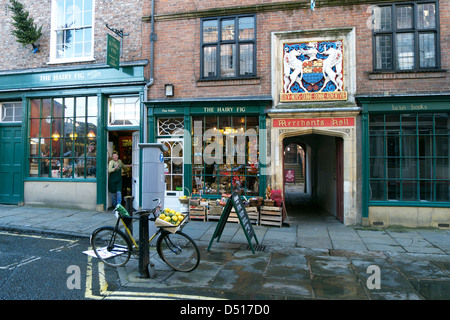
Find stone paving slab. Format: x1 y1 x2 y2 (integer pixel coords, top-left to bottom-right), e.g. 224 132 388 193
1 204 449 299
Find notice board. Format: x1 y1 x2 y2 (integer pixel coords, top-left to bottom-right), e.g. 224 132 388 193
207 192 259 253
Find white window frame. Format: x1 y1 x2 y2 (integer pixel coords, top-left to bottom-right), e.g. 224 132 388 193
0 102 22 123
108 96 140 127
49 0 95 64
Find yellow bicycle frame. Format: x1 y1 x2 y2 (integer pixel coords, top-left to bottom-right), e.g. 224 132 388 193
116 214 159 249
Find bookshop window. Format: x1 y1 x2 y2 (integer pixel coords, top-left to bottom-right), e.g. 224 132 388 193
192 115 259 196
29 96 98 179
369 112 449 202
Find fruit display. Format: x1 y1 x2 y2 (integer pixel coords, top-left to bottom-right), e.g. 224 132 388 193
158 208 185 226
178 195 189 204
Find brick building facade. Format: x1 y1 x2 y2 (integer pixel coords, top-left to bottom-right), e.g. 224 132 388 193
0 0 147 210
0 0 448 228
142 0 449 227
0 0 144 69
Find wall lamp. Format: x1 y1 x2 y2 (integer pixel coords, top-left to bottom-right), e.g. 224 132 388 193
165 84 174 97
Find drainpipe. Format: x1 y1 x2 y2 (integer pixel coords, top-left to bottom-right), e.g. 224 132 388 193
143 0 156 145
144 0 156 102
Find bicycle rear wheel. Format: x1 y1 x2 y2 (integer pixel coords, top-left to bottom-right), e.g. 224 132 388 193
156 231 200 272
90 226 132 267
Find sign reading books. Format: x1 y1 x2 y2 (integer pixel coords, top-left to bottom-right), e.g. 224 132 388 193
207 192 259 254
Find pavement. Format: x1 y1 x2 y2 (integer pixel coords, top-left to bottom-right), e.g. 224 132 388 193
0 196 449 300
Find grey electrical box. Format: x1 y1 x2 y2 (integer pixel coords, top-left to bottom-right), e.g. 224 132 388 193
139 143 167 210
139 143 168 242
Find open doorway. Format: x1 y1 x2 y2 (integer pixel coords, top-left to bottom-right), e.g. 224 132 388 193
283 134 344 223
107 130 140 210
284 143 306 193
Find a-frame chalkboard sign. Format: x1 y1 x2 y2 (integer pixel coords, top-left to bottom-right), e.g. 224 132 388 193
207 192 259 254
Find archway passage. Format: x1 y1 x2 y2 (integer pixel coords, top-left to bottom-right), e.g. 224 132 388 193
283 134 344 223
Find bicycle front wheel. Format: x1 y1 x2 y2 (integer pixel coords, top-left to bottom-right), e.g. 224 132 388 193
90 226 132 267
156 231 200 272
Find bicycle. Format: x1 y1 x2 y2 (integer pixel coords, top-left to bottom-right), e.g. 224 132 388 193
90 199 200 272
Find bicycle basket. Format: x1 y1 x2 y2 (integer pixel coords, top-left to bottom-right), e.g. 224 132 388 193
154 214 187 233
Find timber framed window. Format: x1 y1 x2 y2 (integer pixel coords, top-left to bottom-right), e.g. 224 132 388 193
372 1 440 71
201 15 256 79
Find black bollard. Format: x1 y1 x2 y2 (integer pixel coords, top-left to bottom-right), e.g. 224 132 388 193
138 212 150 278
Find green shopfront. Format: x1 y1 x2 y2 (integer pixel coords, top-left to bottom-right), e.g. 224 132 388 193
146 98 270 212
0 61 147 210
359 95 450 228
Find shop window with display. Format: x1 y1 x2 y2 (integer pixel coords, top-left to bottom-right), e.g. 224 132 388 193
191 115 260 197
28 96 98 179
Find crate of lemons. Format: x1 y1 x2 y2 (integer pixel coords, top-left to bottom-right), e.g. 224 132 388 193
154 207 187 233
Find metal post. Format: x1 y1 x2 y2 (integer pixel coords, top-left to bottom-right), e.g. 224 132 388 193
138 213 150 278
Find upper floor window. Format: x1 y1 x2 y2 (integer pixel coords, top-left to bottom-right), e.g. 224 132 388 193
50 0 94 63
201 15 256 79
372 1 439 71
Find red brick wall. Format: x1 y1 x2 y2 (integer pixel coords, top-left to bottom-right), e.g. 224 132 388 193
0 0 143 70
143 0 449 100
3 0 447 98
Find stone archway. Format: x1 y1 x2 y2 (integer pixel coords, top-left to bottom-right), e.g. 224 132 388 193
269 125 360 226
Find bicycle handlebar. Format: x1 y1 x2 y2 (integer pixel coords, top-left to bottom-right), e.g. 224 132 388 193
127 198 162 218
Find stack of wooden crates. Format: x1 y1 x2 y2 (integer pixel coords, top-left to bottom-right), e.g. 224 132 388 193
259 206 283 227
190 200 283 227
207 202 222 221
229 206 259 225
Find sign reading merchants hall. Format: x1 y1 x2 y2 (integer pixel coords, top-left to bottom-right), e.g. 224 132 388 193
281 40 347 102
273 117 354 128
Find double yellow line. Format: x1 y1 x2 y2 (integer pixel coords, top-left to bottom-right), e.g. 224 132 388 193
84 250 223 300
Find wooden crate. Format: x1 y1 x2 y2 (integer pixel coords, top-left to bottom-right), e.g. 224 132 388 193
229 206 259 225
207 205 223 221
189 205 207 221
259 206 282 227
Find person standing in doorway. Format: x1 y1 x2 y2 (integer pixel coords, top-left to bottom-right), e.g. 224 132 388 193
108 151 130 208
